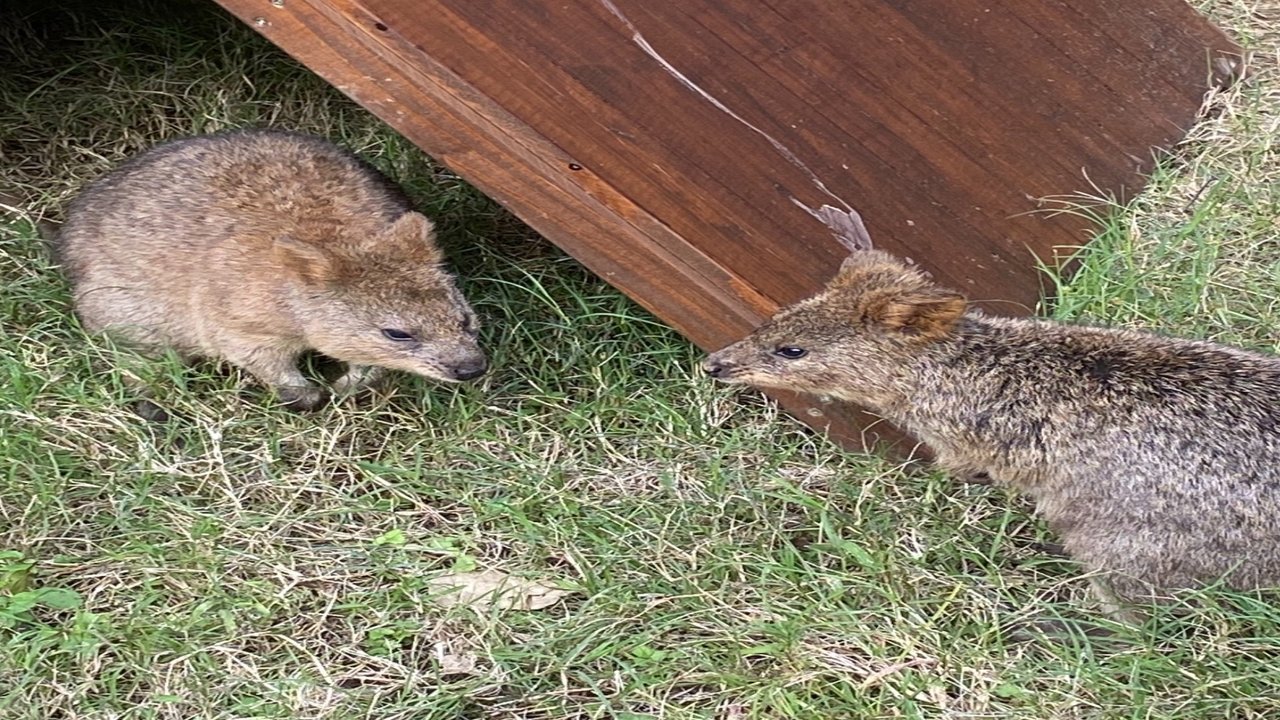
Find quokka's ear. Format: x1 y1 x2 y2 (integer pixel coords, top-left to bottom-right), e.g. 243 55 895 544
869 287 967 337
274 236 335 284
380 211 443 263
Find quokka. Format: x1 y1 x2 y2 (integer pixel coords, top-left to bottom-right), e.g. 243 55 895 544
57 128 486 414
705 248 1280 618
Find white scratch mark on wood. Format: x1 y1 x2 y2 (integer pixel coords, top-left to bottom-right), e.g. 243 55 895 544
599 0 867 245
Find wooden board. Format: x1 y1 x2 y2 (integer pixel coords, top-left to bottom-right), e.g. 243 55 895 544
211 0 1239 454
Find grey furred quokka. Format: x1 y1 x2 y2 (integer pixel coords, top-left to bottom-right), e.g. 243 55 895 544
704 249 1280 619
57 128 486 415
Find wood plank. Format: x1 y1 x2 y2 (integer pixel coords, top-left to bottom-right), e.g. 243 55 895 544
210 0 1237 455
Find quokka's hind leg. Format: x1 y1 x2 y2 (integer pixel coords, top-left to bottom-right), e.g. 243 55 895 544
1001 580 1140 645
1090 577 1151 627
224 344 327 411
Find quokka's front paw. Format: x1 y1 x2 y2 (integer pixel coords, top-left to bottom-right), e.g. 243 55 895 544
278 385 329 412
331 365 387 397
133 398 172 423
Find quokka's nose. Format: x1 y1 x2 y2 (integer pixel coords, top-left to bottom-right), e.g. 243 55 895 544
452 358 488 381
702 359 728 378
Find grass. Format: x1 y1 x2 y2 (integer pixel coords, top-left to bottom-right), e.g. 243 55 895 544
1047 0 1280 347
1 0 1279 717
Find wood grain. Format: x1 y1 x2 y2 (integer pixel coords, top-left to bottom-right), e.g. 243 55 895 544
210 0 1238 455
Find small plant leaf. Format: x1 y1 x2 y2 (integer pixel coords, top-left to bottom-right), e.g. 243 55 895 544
35 588 82 610
373 528 407 546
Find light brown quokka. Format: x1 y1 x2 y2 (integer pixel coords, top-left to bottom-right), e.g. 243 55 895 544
704 249 1280 620
56 129 485 415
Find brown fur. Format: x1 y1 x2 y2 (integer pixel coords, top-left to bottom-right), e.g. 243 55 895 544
57 129 486 411
705 249 1280 617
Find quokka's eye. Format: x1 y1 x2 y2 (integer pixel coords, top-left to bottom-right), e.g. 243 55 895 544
382 328 415 342
773 346 808 359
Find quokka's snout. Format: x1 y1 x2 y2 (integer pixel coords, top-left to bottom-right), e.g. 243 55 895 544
450 356 488 381
701 354 730 378
701 348 753 381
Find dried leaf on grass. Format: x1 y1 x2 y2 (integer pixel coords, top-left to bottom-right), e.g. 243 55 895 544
426 568 574 611
434 642 479 676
